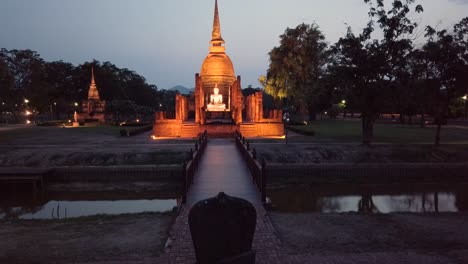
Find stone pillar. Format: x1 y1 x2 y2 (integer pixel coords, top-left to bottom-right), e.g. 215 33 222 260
257 91 263 122
176 93 181 120
183 96 189 121
155 111 166 122
195 74 201 124
235 76 243 124
246 96 251 121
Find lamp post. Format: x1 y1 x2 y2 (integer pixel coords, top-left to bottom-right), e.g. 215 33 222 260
463 95 467 120
340 100 347 119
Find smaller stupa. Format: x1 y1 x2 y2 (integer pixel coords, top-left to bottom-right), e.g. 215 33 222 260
79 67 106 123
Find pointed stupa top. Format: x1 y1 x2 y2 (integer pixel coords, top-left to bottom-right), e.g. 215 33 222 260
209 0 225 53
88 66 100 100
200 0 235 81
91 66 96 85
211 0 223 42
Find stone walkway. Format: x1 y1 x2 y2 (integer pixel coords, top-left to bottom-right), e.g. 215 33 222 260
148 138 460 264
156 138 283 263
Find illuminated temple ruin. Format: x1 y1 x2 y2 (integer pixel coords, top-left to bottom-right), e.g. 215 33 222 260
153 0 284 137
78 67 106 123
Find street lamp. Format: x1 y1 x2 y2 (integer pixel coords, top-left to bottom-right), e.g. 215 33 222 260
463 95 467 120
339 100 347 119
24 99 29 104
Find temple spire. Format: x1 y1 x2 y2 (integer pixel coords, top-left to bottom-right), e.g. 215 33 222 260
88 66 100 100
91 66 96 85
211 0 223 42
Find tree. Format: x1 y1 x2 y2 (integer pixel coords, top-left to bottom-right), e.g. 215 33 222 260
0 49 47 120
329 0 423 145
261 23 328 119
0 49 165 122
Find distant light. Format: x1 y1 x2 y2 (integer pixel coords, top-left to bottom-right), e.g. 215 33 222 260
24 99 29 104
151 135 157 140
136 119 140 123
25 111 32 115
74 102 79 106
324 111 328 115
68 120 72 123
341 100 346 104
54 102 57 106
1 102 4 105
463 95 467 100
26 120 31 124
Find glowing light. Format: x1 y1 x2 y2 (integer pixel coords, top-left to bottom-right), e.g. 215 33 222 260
136 119 140 123
74 102 79 106
26 120 31 124
24 99 29 104
463 95 467 100
68 120 72 123
151 135 157 140
324 111 328 115
341 100 346 104
25 111 32 115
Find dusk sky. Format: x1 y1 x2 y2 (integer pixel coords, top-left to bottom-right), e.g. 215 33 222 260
1 0 468 90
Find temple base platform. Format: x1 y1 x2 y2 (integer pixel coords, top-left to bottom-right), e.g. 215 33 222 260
152 121 284 138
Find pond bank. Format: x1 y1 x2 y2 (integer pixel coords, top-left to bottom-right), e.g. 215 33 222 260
0 212 174 263
271 212 468 263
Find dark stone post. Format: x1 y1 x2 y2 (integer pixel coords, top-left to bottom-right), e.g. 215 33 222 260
261 159 266 204
189 192 257 264
182 162 187 204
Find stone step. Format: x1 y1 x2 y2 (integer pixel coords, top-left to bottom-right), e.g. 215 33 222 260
181 125 200 138
239 124 258 137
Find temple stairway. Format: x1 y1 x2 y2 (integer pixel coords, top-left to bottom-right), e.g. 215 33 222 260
239 123 258 137
180 123 200 138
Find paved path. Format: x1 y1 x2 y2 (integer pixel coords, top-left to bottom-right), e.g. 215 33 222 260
157 138 283 263
187 138 260 204
155 138 455 263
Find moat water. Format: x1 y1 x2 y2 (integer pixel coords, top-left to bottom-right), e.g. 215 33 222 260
0 188 178 220
268 184 468 213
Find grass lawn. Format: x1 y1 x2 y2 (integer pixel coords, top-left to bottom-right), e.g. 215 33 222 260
0 125 125 145
288 119 468 144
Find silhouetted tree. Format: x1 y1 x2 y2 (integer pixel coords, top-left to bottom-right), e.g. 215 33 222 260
329 0 423 145
261 23 328 119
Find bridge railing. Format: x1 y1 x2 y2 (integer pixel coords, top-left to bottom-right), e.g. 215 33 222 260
182 130 208 204
235 131 266 203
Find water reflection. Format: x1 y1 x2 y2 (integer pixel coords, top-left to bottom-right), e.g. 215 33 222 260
17 199 177 220
0 188 178 220
269 185 467 213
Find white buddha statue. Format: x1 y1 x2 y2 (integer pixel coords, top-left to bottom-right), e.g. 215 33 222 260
207 84 226 111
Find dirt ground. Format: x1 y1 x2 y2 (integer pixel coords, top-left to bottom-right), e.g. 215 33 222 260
0 127 195 167
270 212 468 263
0 212 174 264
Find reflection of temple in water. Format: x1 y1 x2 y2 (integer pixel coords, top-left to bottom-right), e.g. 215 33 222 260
153 0 284 138
78 67 106 123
